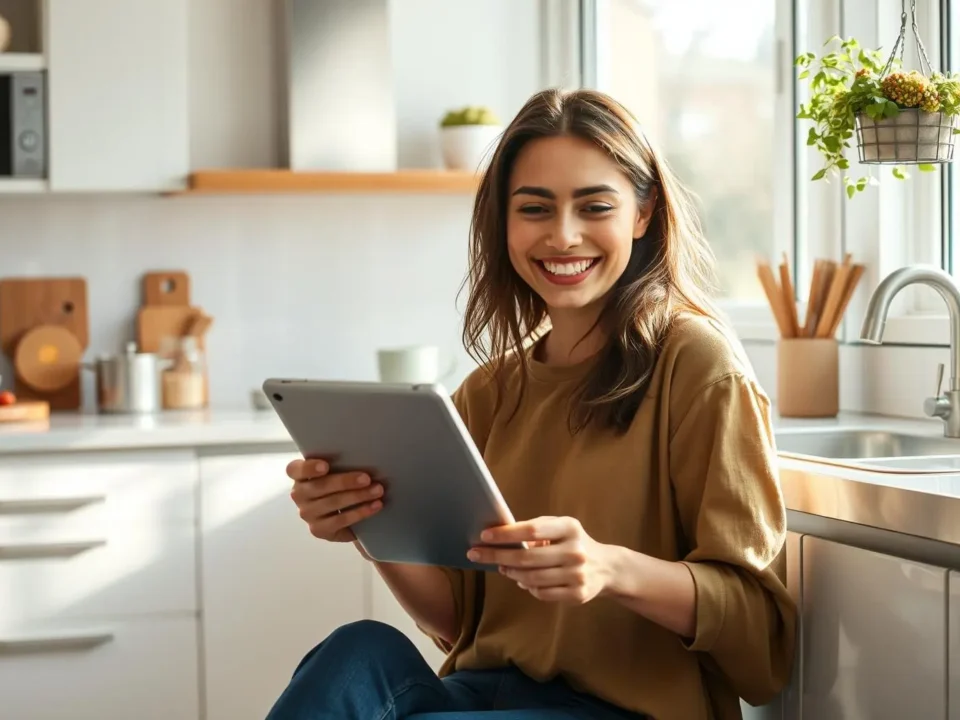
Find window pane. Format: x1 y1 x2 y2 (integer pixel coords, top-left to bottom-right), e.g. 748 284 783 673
598 0 776 300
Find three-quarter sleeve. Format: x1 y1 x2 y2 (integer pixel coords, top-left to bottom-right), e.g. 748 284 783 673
669 371 797 706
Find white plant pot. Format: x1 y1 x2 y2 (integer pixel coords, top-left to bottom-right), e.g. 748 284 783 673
439 125 503 172
855 108 959 164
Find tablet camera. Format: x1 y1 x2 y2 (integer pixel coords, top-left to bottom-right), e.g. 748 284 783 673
272 393 283 402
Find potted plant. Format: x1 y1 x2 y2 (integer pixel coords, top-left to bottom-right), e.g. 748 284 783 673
796 35 960 198
438 105 503 172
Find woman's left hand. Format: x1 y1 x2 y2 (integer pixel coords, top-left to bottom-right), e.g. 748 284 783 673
466 516 614 604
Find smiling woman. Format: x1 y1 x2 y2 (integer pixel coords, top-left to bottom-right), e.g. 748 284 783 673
267 88 796 720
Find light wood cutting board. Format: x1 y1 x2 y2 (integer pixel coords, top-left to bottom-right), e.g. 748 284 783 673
137 306 205 354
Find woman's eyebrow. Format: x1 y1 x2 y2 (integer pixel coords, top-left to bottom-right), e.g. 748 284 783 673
511 184 619 199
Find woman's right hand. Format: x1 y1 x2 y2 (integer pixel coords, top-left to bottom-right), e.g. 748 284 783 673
287 458 384 543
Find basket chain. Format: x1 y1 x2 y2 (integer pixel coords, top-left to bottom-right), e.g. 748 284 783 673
879 0 935 79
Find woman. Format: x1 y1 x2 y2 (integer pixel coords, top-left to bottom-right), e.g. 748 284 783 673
269 88 796 720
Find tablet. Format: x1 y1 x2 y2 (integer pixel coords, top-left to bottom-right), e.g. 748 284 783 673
262 378 519 571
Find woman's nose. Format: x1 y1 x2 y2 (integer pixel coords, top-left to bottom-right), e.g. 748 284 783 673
545 214 582 251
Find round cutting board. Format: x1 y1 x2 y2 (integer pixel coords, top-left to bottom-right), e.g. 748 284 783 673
14 324 83 393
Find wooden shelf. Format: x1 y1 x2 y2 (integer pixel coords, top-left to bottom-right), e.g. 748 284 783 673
0 53 45 72
180 169 480 195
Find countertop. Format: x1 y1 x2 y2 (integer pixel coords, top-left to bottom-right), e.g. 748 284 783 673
0 408 293 454
3 406 960 545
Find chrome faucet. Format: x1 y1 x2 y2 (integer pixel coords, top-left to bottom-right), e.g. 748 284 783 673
860 264 960 438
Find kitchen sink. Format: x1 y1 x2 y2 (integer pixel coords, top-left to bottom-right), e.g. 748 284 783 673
775 429 960 473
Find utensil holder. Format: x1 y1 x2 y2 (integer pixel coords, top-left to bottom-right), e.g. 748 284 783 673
777 338 839 418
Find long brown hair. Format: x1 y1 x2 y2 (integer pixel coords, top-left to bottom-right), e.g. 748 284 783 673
460 88 723 434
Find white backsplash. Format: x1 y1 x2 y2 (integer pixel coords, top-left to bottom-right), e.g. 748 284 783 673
0 193 479 411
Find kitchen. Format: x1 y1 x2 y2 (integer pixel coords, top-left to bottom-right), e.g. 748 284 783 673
1 0 960 719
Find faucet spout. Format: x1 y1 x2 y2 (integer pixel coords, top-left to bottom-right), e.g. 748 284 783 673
860 264 960 392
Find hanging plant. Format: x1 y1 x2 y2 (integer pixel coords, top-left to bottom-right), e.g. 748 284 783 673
795 0 960 198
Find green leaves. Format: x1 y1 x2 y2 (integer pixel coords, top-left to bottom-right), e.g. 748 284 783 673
918 164 937 172
796 34 959 200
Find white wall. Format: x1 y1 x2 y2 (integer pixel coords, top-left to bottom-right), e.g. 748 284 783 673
0 0 544 411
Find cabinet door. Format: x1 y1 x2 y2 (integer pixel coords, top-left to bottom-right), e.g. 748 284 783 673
200 452 367 720
0 616 198 720
801 536 947 719
950 571 960 720
46 0 189 191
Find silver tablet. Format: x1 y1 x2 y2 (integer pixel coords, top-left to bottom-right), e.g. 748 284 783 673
262 378 518 571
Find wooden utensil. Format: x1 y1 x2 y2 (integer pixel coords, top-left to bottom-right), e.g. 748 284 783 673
816 253 854 338
778 253 801 338
142 271 191 307
825 263 866 337
137 306 204 354
757 259 793 338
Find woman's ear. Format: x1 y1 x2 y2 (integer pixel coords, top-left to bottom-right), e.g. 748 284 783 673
633 186 659 239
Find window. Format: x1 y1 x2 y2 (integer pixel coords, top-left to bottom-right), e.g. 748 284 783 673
574 0 956 346
584 0 789 308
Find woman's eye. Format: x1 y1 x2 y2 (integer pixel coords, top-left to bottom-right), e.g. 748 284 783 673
583 204 612 214
518 205 549 215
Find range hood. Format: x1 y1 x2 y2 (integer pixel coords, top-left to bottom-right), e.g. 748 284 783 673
281 0 397 172
179 0 479 196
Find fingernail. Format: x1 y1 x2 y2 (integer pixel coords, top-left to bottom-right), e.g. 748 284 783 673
315 460 328 473
480 530 493 542
467 550 480 561
370 484 383 496
356 474 370 486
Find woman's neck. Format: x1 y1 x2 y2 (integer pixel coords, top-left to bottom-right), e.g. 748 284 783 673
539 305 606 366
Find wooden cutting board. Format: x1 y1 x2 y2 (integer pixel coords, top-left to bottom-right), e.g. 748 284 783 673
0 277 89 357
0 400 50 423
137 305 206 354
142 271 191 307
14 325 83 393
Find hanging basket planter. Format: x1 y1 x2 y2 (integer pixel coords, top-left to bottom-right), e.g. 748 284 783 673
795 0 960 197
855 108 959 164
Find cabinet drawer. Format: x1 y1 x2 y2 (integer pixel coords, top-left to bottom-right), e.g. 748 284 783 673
0 451 197 621
0 616 199 720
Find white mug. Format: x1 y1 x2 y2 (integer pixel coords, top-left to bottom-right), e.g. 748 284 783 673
376 345 456 385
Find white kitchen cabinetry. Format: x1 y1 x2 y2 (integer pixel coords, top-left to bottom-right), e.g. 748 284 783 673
949 571 960 720
800 535 947 719
0 617 199 720
0 450 199 720
200 452 367 720
45 0 189 191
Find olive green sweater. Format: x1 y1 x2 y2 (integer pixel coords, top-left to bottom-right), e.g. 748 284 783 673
429 315 796 719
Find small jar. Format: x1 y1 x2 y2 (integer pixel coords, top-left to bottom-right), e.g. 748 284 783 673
161 337 206 410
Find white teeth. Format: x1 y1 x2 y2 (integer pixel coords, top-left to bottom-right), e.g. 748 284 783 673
541 259 596 276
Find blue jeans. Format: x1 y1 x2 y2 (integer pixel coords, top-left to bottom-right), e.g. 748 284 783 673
265 619 648 719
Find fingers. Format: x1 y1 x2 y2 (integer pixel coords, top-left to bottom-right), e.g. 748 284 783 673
480 516 581 545
291 471 373 503
467 540 585 569
298 482 384 519
501 566 579 589
307 498 383 540
286 458 329 481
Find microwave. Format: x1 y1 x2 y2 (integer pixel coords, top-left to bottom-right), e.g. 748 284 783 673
0 71 45 178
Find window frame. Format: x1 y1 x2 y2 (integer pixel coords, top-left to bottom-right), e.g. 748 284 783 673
572 0 954 347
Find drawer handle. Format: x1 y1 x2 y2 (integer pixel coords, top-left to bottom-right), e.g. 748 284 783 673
0 630 114 654
0 496 106 515
0 540 107 560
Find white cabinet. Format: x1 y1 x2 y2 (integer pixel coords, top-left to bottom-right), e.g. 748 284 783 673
800 535 947 719
45 0 189 191
0 616 199 720
950 571 960 720
0 450 199 720
199 452 367 720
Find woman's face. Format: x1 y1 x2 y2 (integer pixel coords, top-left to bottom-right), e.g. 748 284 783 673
506 134 655 316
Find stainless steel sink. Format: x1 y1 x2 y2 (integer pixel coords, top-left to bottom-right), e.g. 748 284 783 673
775 429 960 473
